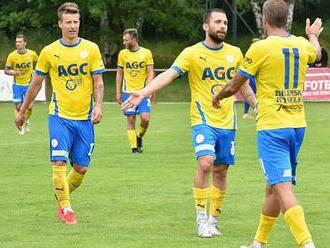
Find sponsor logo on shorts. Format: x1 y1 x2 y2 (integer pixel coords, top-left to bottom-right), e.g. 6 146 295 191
283 169 292 177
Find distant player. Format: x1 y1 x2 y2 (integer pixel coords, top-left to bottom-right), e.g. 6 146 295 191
213 0 322 247
122 9 256 237
5 34 38 135
116 28 154 154
15 2 105 225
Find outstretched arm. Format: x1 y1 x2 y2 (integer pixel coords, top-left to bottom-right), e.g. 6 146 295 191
239 80 258 111
212 73 248 109
121 68 179 110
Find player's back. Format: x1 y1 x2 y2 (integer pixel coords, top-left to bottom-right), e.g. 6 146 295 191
244 35 316 130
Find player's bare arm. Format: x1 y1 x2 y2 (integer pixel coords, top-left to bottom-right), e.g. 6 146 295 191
115 67 123 105
121 68 179 111
92 74 104 124
146 64 155 99
212 73 247 109
305 18 323 61
15 74 44 128
4 66 23 76
239 81 258 112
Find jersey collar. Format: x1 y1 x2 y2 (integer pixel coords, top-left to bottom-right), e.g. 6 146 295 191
60 37 82 47
201 41 224 51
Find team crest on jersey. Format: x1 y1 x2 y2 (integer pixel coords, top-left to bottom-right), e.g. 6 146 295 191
226 55 234 63
80 51 88 58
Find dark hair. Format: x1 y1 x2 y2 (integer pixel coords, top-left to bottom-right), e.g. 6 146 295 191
123 28 138 42
16 34 26 41
58 2 79 20
203 8 226 24
263 0 288 28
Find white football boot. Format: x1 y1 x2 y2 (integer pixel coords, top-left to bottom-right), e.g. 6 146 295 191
196 212 212 238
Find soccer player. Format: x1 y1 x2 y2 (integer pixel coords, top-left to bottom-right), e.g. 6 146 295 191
15 2 105 225
212 1 322 247
115 28 154 154
122 9 256 237
5 34 38 135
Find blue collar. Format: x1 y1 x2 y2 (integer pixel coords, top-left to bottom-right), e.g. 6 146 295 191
201 41 224 51
60 37 82 47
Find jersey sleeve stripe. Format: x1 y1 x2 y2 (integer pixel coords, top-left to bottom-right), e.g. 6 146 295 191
91 68 106 75
237 68 254 78
35 70 47 76
171 66 184 77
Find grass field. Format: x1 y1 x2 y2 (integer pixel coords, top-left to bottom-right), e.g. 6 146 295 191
0 102 329 248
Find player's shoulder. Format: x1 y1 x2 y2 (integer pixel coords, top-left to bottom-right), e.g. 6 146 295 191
223 42 242 54
27 49 37 55
80 38 100 49
139 46 152 54
7 50 17 58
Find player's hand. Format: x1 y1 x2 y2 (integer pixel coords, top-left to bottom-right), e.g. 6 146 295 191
92 104 103 124
15 111 26 131
115 93 122 105
306 18 323 38
121 92 144 111
212 95 221 109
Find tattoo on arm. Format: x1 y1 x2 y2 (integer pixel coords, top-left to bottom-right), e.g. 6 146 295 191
94 77 104 106
240 83 257 110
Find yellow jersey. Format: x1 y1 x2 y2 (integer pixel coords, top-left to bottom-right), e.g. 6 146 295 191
117 47 153 92
238 35 316 130
5 49 38 85
35 38 105 120
172 42 243 129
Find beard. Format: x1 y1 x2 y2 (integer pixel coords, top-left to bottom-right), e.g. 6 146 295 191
209 30 226 44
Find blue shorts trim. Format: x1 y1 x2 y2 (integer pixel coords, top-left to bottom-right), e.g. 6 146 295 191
48 115 95 166
258 128 305 185
121 92 151 116
192 124 236 165
12 84 29 104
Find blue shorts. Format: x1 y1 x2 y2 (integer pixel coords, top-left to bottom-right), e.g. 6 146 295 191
258 128 305 185
192 124 236 165
12 84 29 104
121 92 151 116
48 115 95 166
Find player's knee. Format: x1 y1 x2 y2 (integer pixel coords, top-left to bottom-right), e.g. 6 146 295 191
198 157 213 174
140 118 149 127
73 164 88 174
213 165 228 179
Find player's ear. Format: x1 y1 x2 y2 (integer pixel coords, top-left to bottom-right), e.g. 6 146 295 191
202 23 208 32
58 20 62 29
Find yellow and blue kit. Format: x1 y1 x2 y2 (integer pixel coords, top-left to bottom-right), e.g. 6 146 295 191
172 41 243 164
238 35 316 184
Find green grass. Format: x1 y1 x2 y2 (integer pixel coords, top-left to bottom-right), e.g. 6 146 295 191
0 102 329 248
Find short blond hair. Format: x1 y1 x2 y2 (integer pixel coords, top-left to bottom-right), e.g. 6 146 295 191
123 28 138 41
57 2 79 20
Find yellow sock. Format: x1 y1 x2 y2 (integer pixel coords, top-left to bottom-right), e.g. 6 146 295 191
209 185 225 217
53 165 70 209
15 109 18 118
67 169 85 193
254 214 278 244
136 126 147 138
284 205 313 246
193 187 209 211
127 130 137 148
25 109 32 120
